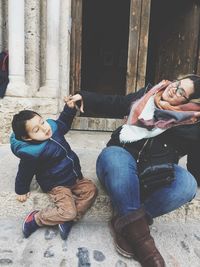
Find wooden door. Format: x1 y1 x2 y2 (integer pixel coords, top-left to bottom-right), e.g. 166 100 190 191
70 0 82 95
70 0 151 131
146 0 200 84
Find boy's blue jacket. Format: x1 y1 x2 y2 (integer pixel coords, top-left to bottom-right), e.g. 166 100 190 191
10 105 82 195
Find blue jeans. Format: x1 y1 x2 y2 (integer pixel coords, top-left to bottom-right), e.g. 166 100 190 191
96 146 197 218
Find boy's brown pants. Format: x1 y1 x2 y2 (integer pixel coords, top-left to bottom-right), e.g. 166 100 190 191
35 178 97 226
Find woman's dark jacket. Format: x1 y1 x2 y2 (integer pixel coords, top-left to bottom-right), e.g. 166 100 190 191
10 106 82 195
79 88 200 185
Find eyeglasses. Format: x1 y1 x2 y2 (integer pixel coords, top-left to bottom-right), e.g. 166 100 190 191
171 80 189 102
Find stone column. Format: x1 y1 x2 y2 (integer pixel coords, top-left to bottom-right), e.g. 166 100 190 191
25 0 40 95
37 0 60 98
0 0 3 51
58 0 71 110
6 0 28 97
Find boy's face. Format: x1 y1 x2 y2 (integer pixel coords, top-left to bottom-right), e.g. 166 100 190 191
24 115 52 141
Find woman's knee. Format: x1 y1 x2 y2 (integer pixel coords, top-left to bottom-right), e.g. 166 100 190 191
184 174 197 201
175 166 197 201
96 146 139 193
97 146 136 174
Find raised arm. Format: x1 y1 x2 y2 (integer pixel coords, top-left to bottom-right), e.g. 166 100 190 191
78 89 146 118
56 104 77 135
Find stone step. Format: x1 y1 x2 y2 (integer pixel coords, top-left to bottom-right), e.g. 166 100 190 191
1 131 200 223
0 218 200 267
1 191 200 223
1 131 200 267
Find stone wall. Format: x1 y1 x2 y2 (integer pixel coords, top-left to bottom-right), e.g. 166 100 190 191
0 0 71 144
0 0 8 51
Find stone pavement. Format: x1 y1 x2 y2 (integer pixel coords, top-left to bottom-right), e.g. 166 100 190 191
0 131 200 267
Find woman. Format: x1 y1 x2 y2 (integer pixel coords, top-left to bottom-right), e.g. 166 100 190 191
69 74 200 267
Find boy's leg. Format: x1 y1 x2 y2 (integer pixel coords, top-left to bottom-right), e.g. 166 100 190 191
22 210 40 238
70 178 97 219
35 186 77 226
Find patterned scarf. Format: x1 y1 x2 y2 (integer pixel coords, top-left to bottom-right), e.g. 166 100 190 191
120 80 200 143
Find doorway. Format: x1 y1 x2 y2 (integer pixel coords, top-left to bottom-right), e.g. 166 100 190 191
81 0 130 96
146 0 200 85
70 0 151 130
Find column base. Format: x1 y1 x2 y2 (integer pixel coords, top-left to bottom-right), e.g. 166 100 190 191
5 81 29 97
35 85 58 98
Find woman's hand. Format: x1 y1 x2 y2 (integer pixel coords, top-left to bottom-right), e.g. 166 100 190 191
16 192 30 202
64 94 84 113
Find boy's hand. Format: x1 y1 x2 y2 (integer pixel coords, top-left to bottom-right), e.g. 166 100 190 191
64 95 76 109
64 94 84 113
16 192 30 202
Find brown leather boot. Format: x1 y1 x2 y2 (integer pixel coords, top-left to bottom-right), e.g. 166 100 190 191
110 213 153 259
109 216 135 258
114 207 165 267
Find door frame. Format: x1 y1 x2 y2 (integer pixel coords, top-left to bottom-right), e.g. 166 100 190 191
70 0 151 130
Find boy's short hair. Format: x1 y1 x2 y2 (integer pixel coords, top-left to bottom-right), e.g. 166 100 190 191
12 110 41 140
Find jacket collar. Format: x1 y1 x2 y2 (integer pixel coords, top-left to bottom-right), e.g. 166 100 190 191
10 119 57 158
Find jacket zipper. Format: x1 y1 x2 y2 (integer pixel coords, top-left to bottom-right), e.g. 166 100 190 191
137 139 149 163
50 137 78 177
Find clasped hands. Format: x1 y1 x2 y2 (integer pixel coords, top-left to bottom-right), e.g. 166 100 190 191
64 94 84 113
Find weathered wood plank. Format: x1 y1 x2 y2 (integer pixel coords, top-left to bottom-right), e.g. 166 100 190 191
71 117 123 131
126 0 142 94
70 0 82 95
195 2 200 75
136 0 151 90
153 0 200 81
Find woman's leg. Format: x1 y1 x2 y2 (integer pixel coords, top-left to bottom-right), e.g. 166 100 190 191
96 146 141 216
143 164 197 218
96 146 165 266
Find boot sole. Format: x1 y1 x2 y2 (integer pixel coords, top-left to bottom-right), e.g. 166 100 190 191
115 244 134 258
109 221 135 259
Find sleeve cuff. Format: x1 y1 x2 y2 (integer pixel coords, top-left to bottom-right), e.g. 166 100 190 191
63 105 77 115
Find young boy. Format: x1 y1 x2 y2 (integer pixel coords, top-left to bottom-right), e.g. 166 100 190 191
10 97 97 240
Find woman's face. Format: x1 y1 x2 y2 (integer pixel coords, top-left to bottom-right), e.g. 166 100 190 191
162 78 194 105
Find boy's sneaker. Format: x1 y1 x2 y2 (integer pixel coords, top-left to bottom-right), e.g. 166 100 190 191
58 221 73 240
23 210 40 238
